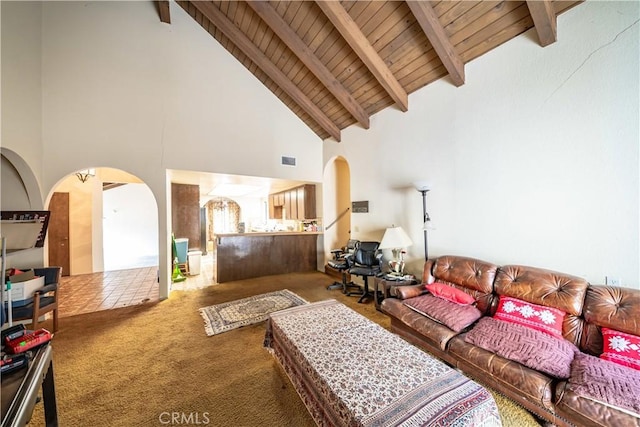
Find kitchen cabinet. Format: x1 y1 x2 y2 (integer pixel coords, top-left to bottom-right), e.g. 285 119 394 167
268 184 316 220
288 189 298 219
296 184 315 219
268 196 275 219
269 194 283 219
296 186 305 220
284 190 292 219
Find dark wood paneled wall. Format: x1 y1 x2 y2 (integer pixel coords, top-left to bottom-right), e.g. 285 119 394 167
171 183 200 250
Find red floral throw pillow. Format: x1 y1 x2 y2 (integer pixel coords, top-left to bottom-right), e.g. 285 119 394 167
425 282 475 305
494 296 565 338
601 328 640 371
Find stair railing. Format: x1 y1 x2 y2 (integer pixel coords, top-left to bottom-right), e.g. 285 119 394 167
324 207 350 231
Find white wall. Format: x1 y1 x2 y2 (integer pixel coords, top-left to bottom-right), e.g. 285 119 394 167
103 183 159 271
1 155 32 210
1 2 42 182
0 3 47 270
2 1 324 297
38 1 322 190
324 1 640 289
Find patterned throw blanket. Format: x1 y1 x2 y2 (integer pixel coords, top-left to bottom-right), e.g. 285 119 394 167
264 299 501 427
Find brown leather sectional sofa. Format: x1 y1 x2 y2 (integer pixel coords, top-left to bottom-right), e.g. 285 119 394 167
380 255 640 427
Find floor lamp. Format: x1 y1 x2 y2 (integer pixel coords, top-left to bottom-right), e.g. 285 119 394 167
414 182 433 261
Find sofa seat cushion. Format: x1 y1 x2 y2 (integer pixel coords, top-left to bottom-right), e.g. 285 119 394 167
555 386 640 427
464 317 577 378
403 294 481 332
380 298 460 351
448 335 556 410
567 352 640 415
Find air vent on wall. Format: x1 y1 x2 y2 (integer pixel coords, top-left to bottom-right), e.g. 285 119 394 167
281 156 296 166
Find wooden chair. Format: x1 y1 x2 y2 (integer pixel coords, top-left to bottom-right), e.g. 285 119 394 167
12 266 62 332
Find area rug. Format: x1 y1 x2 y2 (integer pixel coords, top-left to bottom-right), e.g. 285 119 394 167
199 289 308 336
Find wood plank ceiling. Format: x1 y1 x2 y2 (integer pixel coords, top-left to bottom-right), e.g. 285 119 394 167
159 1 583 142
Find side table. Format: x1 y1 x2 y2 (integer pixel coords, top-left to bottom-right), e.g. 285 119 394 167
374 275 419 310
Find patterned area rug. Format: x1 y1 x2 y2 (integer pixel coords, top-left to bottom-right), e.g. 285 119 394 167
199 289 308 336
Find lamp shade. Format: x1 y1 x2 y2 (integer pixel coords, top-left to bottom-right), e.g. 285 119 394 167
413 181 432 192
75 168 96 183
423 217 435 230
379 226 413 249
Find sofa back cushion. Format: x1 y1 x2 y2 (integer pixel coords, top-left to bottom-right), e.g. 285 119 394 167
581 285 640 355
427 256 498 314
494 265 589 346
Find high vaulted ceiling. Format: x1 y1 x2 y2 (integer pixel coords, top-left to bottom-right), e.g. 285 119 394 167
158 1 583 142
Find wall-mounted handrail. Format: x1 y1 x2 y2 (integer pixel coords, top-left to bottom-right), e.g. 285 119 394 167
324 207 350 231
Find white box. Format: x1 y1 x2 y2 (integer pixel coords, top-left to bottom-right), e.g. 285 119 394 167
3 276 44 307
188 250 202 275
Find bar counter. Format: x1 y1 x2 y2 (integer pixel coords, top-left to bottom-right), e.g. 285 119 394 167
215 231 321 283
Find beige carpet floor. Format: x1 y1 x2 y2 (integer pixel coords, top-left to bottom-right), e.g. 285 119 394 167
29 271 541 426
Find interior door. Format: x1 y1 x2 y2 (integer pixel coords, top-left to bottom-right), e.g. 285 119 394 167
48 192 70 276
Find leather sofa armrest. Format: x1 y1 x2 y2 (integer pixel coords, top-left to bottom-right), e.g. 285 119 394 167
395 284 426 300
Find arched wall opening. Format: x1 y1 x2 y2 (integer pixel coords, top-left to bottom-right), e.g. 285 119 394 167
322 156 351 264
205 198 242 238
45 167 158 276
1 148 46 268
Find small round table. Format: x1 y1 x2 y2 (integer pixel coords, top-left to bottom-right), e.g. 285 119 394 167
374 275 418 310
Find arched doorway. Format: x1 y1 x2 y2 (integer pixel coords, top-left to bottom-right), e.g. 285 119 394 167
44 167 160 318
205 198 242 239
47 167 158 275
323 156 351 263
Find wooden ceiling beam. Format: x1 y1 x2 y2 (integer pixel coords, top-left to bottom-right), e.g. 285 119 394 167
315 0 408 112
406 1 464 87
247 0 370 129
526 0 557 46
190 1 341 141
157 0 171 24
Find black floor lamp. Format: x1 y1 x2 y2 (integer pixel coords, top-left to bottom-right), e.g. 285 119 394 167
414 182 433 261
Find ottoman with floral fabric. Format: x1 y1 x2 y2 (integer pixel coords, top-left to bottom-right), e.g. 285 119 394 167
264 299 501 426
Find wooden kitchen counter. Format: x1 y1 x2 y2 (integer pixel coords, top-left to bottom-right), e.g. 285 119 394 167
215 232 321 283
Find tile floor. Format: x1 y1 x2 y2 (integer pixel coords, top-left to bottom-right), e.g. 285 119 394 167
58 253 216 318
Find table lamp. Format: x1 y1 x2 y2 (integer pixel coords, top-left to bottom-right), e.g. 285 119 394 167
379 225 413 275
